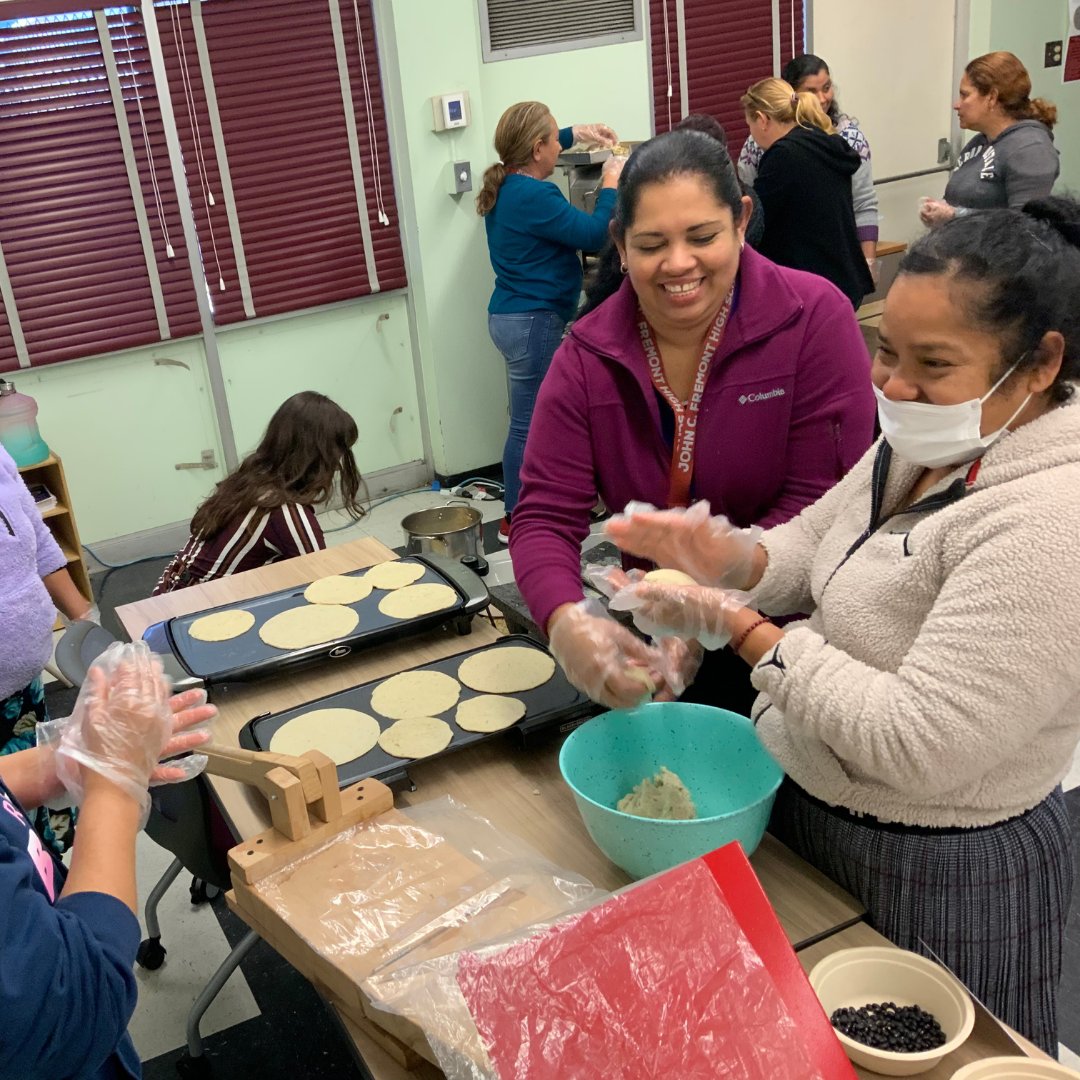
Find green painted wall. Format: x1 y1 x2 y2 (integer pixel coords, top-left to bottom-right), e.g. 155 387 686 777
975 0 1078 192
21 296 416 545
17 339 223 545
378 0 651 477
216 295 422 476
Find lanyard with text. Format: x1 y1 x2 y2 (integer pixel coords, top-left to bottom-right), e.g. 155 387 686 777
638 287 734 508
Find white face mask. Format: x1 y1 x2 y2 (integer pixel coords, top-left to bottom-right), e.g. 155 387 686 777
873 360 1032 469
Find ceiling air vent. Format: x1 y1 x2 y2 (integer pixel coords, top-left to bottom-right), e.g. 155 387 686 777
479 0 641 62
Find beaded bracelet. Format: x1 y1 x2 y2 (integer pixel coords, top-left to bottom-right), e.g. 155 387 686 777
730 615 772 655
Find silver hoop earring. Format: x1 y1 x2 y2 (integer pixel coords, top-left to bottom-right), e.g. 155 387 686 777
620 263 628 274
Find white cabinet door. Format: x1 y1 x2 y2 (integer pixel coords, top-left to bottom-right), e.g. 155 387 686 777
811 0 962 243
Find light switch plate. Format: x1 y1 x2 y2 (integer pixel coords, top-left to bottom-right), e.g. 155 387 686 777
452 161 472 194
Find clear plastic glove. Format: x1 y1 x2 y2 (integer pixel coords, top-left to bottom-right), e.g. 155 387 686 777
608 580 752 651
600 153 626 189
60 603 101 628
548 599 671 709
38 686 213 804
48 643 188 825
918 197 956 229
654 637 704 700
604 501 761 589
572 122 619 148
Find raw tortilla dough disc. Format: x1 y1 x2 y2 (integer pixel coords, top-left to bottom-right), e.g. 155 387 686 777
377 583 457 620
454 694 527 733
370 669 462 720
643 568 698 586
364 561 426 590
269 708 380 765
303 574 373 605
457 646 556 694
188 609 256 642
258 604 359 650
378 717 454 759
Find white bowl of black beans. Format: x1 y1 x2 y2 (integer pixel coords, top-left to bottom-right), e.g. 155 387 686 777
809 946 976 1076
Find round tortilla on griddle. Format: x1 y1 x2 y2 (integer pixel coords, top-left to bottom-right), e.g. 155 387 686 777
259 604 359 650
189 609 256 642
457 646 556 694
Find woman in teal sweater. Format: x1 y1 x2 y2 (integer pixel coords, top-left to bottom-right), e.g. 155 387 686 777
477 101 623 542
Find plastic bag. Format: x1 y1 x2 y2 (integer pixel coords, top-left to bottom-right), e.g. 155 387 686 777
368 858 825 1080
249 797 606 1077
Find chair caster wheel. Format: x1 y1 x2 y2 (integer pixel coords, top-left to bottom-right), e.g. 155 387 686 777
189 877 216 904
136 936 167 970
176 1051 213 1079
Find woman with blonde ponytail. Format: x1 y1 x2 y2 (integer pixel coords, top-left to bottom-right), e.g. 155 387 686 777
479 101 623 541
740 77 873 307
921 52 1059 228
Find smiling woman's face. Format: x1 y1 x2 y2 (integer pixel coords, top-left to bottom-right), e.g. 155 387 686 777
616 173 749 342
874 274 1056 436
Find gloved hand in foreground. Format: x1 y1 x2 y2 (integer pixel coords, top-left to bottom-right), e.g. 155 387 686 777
548 599 673 709
584 566 705 700
604 501 762 589
607 579 753 651
47 643 212 825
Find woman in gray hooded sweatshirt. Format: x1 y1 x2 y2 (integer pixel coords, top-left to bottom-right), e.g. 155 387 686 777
921 51 1058 226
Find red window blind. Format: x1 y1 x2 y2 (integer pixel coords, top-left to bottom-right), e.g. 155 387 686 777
0 5 200 371
155 0 406 325
650 0 805 160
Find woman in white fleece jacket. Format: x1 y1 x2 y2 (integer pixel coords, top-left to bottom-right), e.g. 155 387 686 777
604 196 1080 1055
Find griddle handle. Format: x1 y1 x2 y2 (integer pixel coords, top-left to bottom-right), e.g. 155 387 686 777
416 551 488 609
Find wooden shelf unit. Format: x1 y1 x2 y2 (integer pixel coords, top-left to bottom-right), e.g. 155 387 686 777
18 454 93 620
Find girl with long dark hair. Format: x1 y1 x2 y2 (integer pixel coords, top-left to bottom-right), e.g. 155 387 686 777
154 391 364 593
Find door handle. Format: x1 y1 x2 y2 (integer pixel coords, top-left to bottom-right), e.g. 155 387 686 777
175 450 218 471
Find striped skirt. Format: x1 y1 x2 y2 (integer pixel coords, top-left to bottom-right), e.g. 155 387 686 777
769 780 1074 1056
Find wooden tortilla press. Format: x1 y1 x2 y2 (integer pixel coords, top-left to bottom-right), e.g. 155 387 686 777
203 746 394 885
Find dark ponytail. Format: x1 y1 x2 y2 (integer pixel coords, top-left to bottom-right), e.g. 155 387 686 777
578 129 744 320
899 196 1080 403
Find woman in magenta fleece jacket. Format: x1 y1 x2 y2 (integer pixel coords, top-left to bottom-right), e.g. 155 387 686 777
510 129 875 713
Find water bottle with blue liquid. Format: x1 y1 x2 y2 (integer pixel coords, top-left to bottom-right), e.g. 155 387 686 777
0 378 50 467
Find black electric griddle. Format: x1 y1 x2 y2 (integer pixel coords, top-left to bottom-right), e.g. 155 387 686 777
239 635 599 788
142 553 489 689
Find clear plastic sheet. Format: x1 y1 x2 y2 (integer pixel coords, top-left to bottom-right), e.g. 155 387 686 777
249 797 605 1074
366 860 825 1080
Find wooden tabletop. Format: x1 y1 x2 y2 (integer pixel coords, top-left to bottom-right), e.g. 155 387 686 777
797 922 1048 1076
117 538 869 1078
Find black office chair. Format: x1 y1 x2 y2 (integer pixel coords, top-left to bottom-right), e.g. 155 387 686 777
55 621 259 1078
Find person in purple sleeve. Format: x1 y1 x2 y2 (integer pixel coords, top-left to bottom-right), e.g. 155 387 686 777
0 642 214 1080
0 444 97 854
509 129 876 715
